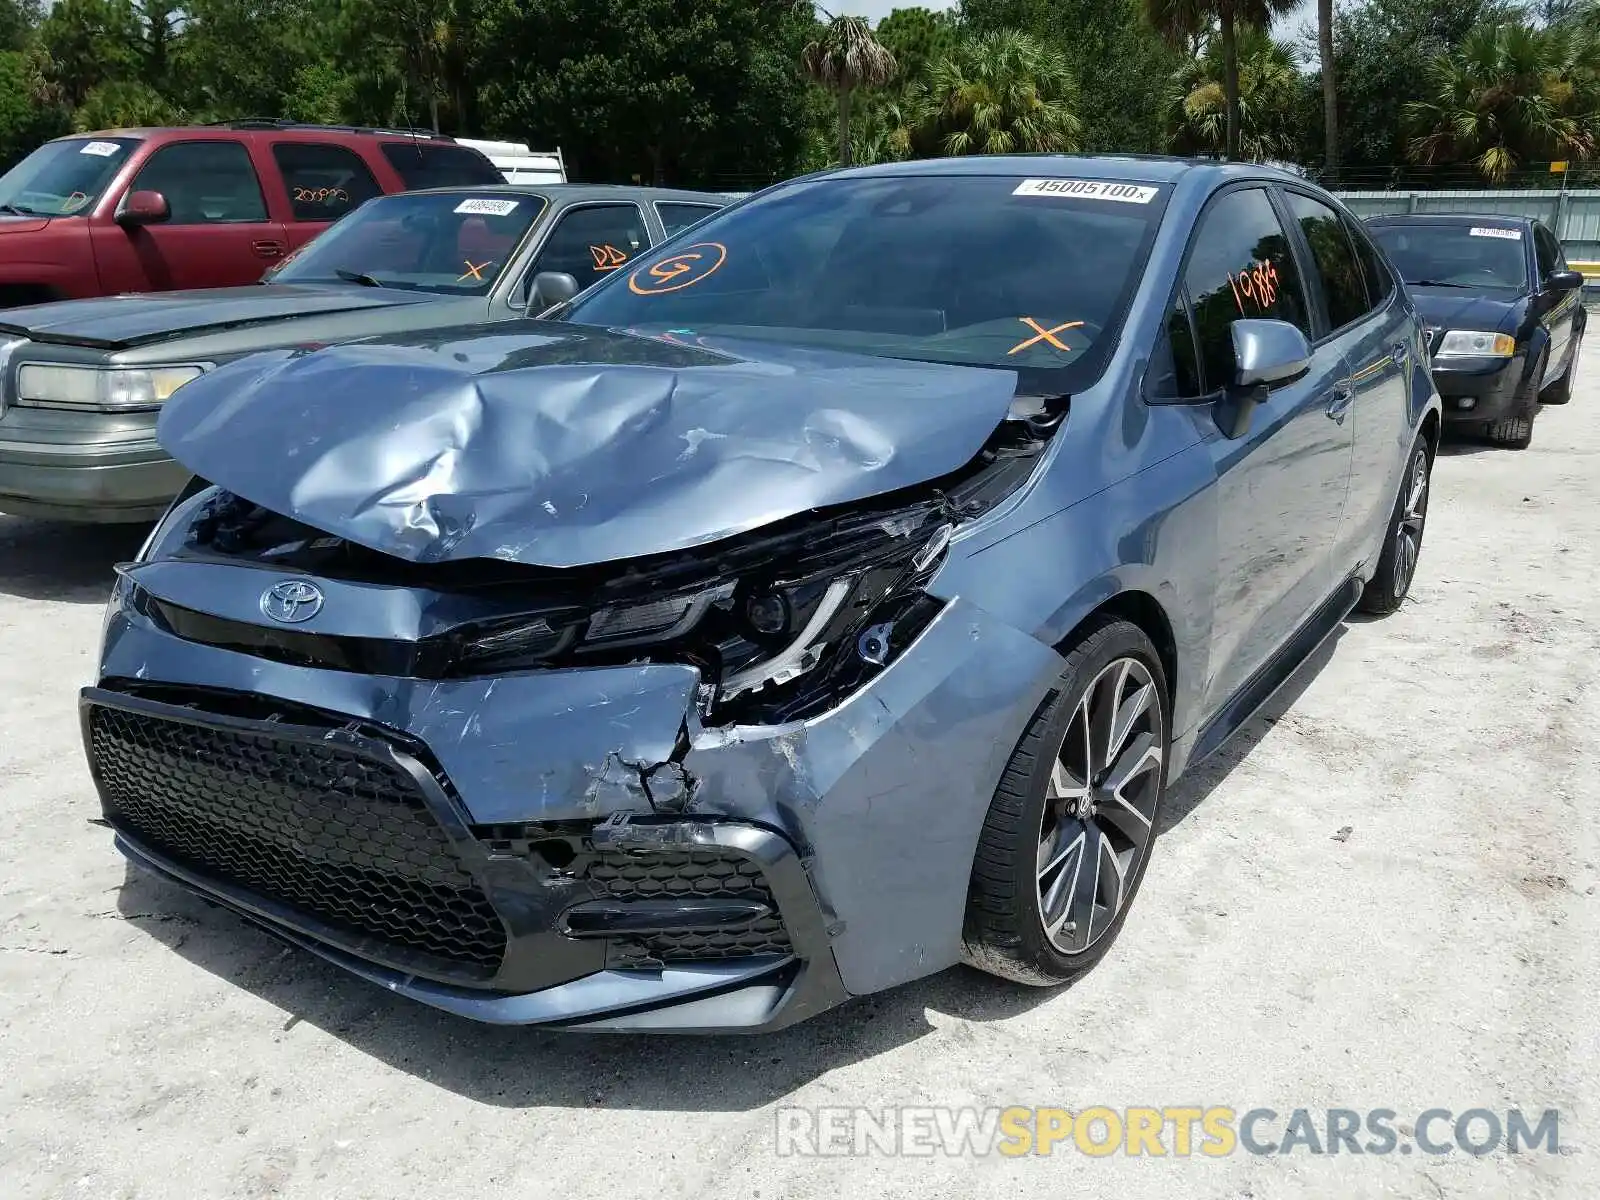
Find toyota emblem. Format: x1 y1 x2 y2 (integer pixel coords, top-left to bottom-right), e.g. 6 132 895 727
260 579 324 624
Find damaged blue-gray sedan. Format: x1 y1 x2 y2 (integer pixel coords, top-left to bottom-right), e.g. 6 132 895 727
81 156 1441 1032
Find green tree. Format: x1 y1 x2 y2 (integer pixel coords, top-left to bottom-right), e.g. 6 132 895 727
74 77 181 129
801 12 898 167
36 0 140 107
912 29 1081 155
1406 21 1600 181
1143 0 1298 159
1166 25 1302 160
0 48 72 170
1311 0 1520 176
961 0 1184 153
478 0 815 187
172 0 342 121
1 0 41 52
873 6 958 88
1317 0 1336 177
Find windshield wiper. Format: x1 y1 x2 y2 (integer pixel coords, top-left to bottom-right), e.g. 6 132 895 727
1410 279 1474 288
0 203 41 216
334 268 386 288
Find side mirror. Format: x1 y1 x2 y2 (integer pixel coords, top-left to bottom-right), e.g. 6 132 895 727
116 189 170 227
528 270 579 314
1545 269 1584 293
1217 318 1313 439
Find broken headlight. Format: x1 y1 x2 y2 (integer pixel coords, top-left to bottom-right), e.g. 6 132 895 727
452 504 956 721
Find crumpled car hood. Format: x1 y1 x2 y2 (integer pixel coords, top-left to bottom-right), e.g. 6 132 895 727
157 323 1019 568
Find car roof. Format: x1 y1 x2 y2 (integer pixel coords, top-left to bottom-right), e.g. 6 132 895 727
403 182 730 204
1365 213 1536 229
824 153 1306 187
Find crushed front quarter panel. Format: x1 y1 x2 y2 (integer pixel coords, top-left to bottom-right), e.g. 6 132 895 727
154 324 1019 568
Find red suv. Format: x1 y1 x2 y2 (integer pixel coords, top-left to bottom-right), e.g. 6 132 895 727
0 121 504 308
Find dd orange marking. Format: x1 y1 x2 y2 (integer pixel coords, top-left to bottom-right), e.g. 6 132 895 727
1008 317 1085 356
590 244 629 271
457 259 493 283
1228 259 1280 313
628 242 728 295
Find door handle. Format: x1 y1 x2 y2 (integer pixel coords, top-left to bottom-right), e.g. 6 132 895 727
251 239 285 258
1326 383 1356 424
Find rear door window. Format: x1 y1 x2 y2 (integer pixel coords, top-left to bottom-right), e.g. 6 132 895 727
1181 187 1312 389
130 141 268 224
271 143 383 222
1347 218 1393 306
1284 191 1371 332
380 143 504 189
656 202 723 239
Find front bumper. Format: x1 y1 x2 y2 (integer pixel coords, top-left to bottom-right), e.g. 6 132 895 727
84 571 1065 1031
0 406 186 522
1429 353 1525 424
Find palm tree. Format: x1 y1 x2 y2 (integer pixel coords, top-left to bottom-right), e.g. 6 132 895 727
1406 22 1600 182
1318 0 1337 179
1166 27 1302 161
1143 0 1299 159
801 12 898 167
911 30 1081 156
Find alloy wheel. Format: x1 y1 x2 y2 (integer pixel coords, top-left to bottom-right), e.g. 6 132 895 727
1037 656 1164 955
1393 449 1429 598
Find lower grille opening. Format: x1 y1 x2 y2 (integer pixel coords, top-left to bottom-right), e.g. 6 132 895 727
89 701 507 978
586 848 794 963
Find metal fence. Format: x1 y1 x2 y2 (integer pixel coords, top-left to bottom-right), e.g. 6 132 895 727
1333 188 1600 268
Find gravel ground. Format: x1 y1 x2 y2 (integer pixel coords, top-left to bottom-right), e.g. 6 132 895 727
2 339 1596 1200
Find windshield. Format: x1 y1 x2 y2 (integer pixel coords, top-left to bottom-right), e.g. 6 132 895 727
0 137 139 216
1368 223 1529 290
562 173 1170 393
265 191 548 295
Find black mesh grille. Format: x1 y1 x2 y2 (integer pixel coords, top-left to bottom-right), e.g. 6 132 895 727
89 704 506 977
588 849 792 961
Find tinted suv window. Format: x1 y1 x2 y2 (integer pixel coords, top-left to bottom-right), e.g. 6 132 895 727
131 141 267 224
1534 223 1562 278
656 201 721 238
272 142 382 221
1285 191 1370 331
1182 187 1310 390
529 203 650 292
381 142 503 189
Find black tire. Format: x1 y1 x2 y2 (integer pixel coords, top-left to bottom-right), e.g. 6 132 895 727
1540 334 1580 406
1486 356 1543 449
963 616 1170 986
1358 433 1431 616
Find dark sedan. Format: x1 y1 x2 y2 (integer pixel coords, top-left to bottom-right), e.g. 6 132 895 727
1366 214 1584 449
84 156 1440 1032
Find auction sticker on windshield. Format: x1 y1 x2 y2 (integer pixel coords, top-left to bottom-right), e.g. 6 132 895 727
454 198 520 216
1470 226 1522 240
1012 178 1159 204
79 141 122 157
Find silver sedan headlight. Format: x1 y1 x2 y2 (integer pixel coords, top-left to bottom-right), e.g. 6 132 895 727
1435 330 1515 358
15 363 207 411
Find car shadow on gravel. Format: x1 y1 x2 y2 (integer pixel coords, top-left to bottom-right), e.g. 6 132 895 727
1157 626 1344 835
113 864 1060 1110
0 516 148 603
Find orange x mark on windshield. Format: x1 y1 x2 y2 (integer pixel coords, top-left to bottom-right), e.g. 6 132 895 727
457 259 493 283
1008 317 1084 356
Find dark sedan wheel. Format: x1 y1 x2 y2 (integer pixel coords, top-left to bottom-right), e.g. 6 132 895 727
963 616 1169 986
1487 355 1544 449
1358 435 1431 615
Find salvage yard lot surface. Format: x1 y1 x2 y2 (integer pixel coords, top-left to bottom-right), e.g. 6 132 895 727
2 336 1597 1200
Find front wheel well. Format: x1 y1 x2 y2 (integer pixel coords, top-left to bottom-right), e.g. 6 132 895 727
1420 408 1440 458
1054 590 1178 713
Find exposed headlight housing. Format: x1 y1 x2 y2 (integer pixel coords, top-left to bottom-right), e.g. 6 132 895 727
15 363 207 411
1435 330 1516 358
